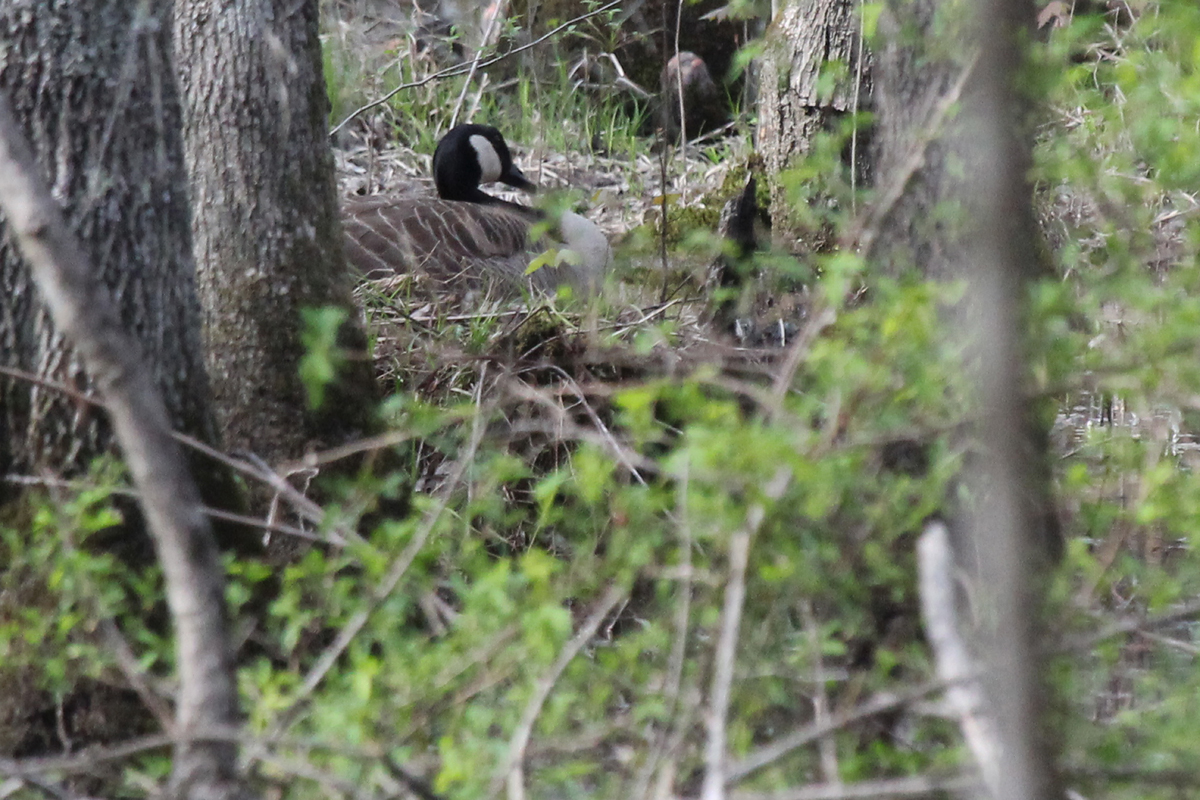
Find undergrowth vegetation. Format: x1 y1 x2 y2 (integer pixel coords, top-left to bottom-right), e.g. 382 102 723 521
8 1 1200 798
1031 3 1200 791
323 1 654 157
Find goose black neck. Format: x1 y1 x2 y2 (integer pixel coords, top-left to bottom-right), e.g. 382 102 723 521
466 189 544 223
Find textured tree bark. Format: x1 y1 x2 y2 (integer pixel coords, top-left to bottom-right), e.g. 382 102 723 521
0 90 250 800
870 0 971 278
0 3 250 795
0 0 213 478
756 0 866 250
174 0 377 468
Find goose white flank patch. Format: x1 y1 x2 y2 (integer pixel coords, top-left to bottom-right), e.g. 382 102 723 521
342 123 612 296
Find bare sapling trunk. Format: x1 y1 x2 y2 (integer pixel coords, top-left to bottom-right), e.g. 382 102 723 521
958 0 1064 793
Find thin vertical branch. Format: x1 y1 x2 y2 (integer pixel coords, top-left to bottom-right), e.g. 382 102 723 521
961 0 1064 795
631 461 695 799
674 0 687 155
449 0 511 128
801 600 840 784
658 138 672 303
917 522 999 793
850 0 867 215
700 467 792 800
658 0 673 304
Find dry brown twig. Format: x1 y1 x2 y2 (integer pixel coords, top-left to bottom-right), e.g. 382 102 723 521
502 375 658 479
545 364 648 485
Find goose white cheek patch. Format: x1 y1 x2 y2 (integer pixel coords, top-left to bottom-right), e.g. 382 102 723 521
470 135 502 184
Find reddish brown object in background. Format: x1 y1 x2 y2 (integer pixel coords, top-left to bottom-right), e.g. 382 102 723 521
660 51 725 141
1037 0 1138 32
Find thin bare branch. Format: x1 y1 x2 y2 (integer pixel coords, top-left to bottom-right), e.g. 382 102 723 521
489 584 628 799
726 680 948 784
0 364 356 545
701 467 792 800
917 521 998 792
1058 598 1200 653
449 0 510 127
3 473 343 546
800 601 839 783
0 90 246 798
729 772 980 800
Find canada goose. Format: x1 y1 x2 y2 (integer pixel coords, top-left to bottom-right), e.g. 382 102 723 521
342 124 612 296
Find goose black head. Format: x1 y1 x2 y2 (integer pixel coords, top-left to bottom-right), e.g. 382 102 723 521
433 124 536 204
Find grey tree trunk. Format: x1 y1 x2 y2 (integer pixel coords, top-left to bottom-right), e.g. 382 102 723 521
872 0 1064 786
0 1 247 791
174 0 377 468
0 90 250 800
961 0 1063 792
872 0 1060 561
0 0 213 478
757 0 866 250
964 0 1070 786
870 0 971 278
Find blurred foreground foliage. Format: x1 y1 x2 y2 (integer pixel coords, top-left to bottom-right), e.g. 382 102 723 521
7 1 1200 797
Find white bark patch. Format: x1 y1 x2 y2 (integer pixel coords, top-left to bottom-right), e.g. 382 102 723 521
470 134 502 183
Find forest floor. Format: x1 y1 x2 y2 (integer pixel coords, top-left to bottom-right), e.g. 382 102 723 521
326 0 770 397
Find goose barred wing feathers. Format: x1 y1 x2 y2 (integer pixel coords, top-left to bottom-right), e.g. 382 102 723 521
342 124 611 297
343 196 611 296
343 196 533 289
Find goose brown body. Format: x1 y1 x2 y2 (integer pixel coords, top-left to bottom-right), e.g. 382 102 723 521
343 196 534 288
341 124 611 295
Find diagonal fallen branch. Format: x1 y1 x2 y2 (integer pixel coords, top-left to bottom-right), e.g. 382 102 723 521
725 679 950 784
0 92 246 797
